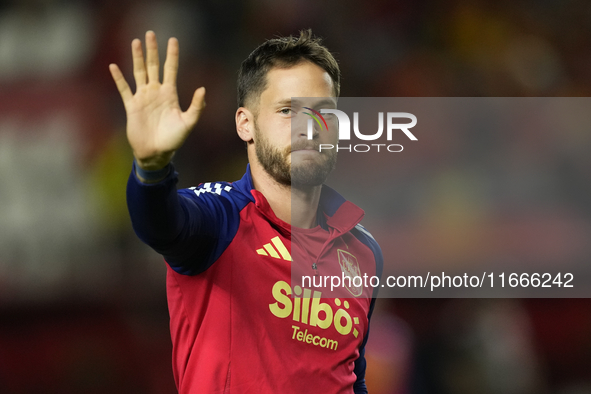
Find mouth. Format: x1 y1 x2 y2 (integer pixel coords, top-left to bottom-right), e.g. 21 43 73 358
291 145 319 152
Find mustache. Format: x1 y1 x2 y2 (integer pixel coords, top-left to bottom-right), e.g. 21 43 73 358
289 141 321 152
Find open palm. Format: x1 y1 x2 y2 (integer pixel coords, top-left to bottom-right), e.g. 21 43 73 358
109 31 205 170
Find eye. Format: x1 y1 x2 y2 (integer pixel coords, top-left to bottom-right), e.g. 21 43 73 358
279 108 292 115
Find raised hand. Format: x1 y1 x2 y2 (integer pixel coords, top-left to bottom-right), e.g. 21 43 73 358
109 31 205 170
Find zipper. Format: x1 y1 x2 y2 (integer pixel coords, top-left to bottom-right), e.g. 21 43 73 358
312 262 319 276
291 232 322 276
310 228 339 277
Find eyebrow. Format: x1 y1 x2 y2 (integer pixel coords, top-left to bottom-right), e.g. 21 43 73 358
276 98 337 108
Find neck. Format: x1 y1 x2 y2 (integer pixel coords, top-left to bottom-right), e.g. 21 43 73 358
250 162 322 229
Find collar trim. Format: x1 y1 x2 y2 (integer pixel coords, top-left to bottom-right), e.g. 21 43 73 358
233 165 365 233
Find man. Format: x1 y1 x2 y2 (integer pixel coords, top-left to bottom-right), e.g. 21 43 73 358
109 29 383 394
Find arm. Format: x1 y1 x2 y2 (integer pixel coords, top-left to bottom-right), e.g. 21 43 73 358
353 297 376 394
351 225 384 394
353 348 368 394
126 162 227 275
110 32 212 270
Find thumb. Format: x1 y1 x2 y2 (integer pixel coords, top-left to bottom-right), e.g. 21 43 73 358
182 86 206 127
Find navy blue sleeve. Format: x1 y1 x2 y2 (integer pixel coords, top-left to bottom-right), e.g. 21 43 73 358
126 162 245 275
353 297 377 394
351 224 384 394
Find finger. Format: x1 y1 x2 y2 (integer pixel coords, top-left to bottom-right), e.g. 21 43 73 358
109 63 133 104
182 87 206 127
163 37 179 86
132 38 147 87
145 30 160 83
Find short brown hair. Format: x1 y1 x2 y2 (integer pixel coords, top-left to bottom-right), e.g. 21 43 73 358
237 29 340 110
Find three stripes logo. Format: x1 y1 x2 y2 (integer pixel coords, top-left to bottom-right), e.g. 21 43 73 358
256 236 292 261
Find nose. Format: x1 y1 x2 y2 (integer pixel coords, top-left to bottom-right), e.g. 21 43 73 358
301 117 320 139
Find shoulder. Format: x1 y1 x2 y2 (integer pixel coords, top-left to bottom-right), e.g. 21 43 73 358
178 180 253 212
350 223 383 280
167 180 253 275
184 181 234 197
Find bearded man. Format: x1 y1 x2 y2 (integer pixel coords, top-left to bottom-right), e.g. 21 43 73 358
110 29 383 394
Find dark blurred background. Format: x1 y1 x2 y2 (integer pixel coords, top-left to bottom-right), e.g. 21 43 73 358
1 0 591 393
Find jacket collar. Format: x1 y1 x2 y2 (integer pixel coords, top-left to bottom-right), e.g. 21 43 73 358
232 163 257 202
233 164 365 235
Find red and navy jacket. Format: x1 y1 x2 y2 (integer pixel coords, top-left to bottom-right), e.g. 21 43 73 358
127 162 384 394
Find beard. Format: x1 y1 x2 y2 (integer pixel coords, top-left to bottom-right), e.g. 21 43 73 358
254 125 337 187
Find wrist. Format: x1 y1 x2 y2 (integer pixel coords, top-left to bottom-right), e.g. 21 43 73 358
134 159 172 183
134 153 174 171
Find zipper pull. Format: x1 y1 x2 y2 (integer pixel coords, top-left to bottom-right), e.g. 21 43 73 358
312 263 319 276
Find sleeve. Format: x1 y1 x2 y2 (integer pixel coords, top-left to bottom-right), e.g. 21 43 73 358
353 297 376 394
351 224 384 394
126 161 241 275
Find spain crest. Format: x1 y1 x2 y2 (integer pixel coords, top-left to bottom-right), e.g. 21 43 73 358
337 249 363 297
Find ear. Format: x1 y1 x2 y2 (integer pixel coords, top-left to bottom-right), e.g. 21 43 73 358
236 107 255 142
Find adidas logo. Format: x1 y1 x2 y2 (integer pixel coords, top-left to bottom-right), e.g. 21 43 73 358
256 236 292 261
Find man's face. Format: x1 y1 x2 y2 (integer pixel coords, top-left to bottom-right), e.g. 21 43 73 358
252 61 338 187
